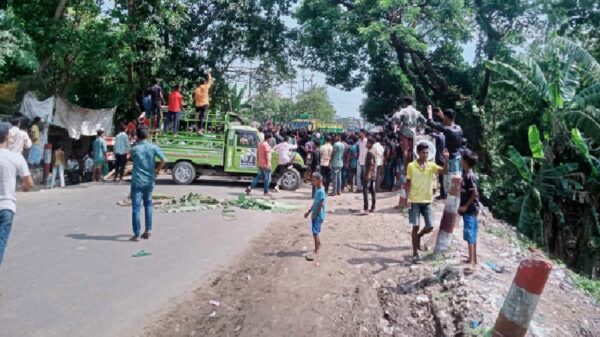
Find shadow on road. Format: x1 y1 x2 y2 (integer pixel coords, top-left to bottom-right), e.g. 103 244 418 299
346 256 403 274
65 233 132 242
345 243 410 253
263 250 306 258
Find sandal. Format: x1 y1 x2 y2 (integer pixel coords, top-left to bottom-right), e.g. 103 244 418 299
130 236 140 242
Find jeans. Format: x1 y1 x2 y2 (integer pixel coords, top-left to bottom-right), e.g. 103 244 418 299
152 101 162 129
115 154 127 180
131 184 154 237
375 165 384 192
385 160 395 190
320 166 331 193
196 105 208 130
341 167 349 191
51 164 65 188
0 209 15 268
164 111 180 133
362 178 376 211
348 166 356 190
356 165 364 190
332 166 342 195
409 203 434 227
251 167 271 194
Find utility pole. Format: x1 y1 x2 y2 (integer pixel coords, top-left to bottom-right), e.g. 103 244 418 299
289 78 296 100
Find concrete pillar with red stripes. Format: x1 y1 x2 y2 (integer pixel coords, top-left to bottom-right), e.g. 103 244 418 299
433 175 462 254
493 258 553 337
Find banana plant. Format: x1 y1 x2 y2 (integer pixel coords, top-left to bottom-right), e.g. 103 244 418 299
506 126 581 244
486 37 600 144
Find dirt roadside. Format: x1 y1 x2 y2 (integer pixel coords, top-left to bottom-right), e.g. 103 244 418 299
141 188 600 337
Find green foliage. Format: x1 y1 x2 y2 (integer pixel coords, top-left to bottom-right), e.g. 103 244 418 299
294 86 335 122
528 125 545 159
0 9 38 82
573 273 600 303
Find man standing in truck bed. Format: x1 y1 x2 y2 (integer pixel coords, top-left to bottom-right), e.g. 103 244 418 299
193 69 213 133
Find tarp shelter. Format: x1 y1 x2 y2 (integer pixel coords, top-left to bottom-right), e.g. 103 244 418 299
19 91 55 146
52 97 116 139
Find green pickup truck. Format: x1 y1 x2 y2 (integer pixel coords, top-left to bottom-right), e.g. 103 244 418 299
153 112 306 190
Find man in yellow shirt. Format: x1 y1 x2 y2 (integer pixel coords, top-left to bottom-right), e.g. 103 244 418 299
192 69 213 132
406 143 448 261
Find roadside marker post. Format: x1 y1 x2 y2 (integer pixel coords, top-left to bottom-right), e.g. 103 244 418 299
493 258 553 337
433 175 462 254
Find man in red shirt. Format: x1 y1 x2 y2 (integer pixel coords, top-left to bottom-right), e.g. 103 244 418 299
245 132 272 196
165 85 184 134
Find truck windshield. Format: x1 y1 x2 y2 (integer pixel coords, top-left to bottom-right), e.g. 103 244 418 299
237 131 258 148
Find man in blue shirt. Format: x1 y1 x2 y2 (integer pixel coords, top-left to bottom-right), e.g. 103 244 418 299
92 130 107 182
129 126 166 241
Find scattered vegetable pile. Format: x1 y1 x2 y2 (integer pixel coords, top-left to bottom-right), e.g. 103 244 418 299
118 193 302 216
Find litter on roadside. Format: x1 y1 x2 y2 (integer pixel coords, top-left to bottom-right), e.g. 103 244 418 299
485 261 505 273
209 300 220 307
132 250 152 258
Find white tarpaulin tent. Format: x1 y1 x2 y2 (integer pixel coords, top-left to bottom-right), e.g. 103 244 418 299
52 97 116 139
19 91 55 146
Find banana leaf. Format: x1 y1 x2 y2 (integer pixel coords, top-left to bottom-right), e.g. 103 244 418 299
507 146 533 182
571 128 598 176
528 125 544 160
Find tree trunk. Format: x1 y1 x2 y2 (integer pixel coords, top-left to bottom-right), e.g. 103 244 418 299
128 0 141 115
478 54 494 105
37 0 69 74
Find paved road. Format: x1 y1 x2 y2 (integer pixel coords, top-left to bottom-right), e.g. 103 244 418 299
0 177 302 337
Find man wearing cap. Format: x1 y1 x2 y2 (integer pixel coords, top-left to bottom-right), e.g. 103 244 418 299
129 126 166 241
0 122 33 270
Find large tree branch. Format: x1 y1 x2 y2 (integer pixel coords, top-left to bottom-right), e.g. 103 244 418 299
391 33 430 106
37 0 69 74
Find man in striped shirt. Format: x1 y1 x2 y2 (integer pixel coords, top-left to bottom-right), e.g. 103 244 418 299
0 122 33 270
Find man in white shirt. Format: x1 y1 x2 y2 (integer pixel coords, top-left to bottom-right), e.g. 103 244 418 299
0 122 33 270
373 135 385 192
8 119 32 156
393 97 426 180
272 135 297 192
356 129 368 192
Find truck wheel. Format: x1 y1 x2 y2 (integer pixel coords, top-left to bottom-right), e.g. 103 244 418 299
280 168 302 191
172 161 196 185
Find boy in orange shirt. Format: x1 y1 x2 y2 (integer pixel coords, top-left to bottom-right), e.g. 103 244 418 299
193 70 213 132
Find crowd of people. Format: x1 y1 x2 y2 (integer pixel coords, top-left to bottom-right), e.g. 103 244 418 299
0 92 481 274
246 98 480 270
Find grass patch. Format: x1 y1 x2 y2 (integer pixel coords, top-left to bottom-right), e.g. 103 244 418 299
573 274 600 304
484 226 509 240
512 233 539 251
